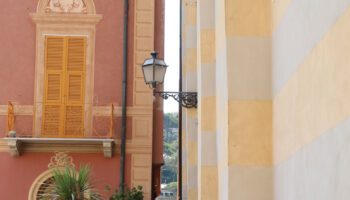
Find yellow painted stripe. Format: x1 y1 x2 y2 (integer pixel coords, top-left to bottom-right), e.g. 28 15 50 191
200 166 218 199
200 30 216 63
226 0 271 36
228 100 272 166
182 166 188 184
185 48 197 72
182 24 186 42
188 141 198 166
274 6 350 164
187 108 197 118
200 97 216 131
183 130 187 148
188 189 198 200
185 3 197 26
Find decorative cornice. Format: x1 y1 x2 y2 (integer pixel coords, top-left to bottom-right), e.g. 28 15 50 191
0 139 152 155
29 13 102 25
3 138 115 158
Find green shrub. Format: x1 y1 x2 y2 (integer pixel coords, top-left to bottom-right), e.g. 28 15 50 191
108 184 144 200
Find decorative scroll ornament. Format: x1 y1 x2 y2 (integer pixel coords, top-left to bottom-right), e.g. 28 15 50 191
154 91 198 109
48 152 75 169
46 0 87 13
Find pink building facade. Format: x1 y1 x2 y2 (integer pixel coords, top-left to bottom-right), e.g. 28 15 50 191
0 0 164 199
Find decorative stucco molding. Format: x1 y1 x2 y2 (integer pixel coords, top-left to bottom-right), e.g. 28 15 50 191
48 151 75 168
103 141 113 158
0 138 152 154
46 0 87 13
7 139 20 156
37 0 96 14
29 13 102 24
4 138 114 158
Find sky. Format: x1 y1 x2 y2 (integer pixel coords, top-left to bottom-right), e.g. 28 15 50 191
163 0 180 113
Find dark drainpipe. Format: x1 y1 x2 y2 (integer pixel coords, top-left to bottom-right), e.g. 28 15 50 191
120 0 128 193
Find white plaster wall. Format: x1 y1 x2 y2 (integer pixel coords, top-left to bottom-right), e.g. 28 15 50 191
274 117 350 200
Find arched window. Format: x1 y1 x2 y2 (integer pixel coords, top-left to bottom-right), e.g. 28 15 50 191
28 170 55 200
36 176 56 199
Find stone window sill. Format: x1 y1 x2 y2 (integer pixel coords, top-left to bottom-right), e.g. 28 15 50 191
4 137 115 158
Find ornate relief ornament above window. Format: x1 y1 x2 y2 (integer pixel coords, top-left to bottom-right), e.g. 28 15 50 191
46 0 87 14
31 0 101 25
48 152 75 169
37 0 96 14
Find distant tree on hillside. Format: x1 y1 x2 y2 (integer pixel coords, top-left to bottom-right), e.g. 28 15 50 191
164 113 178 144
162 112 179 185
164 113 178 129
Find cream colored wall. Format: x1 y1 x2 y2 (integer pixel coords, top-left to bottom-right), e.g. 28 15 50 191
225 0 273 199
215 1 229 199
182 1 199 200
183 0 350 199
197 0 218 199
184 0 273 199
273 1 350 199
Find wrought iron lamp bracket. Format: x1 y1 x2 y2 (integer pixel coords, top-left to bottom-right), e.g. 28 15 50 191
153 90 197 109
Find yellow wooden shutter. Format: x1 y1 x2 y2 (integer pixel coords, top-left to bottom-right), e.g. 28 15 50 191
42 36 86 137
64 37 86 137
42 37 65 137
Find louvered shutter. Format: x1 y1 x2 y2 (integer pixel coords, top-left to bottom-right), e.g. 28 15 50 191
64 37 86 137
42 37 64 137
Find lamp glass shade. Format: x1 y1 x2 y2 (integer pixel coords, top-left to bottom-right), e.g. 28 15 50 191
141 55 168 86
154 64 167 83
142 64 154 84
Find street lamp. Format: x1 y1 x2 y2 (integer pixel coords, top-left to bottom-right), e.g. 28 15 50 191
142 51 197 108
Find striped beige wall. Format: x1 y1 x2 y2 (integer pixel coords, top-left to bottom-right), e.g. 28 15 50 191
215 0 229 199
225 0 273 199
183 0 350 199
197 0 218 200
273 0 350 199
182 1 198 199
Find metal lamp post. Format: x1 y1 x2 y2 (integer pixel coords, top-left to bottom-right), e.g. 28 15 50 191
141 51 198 108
